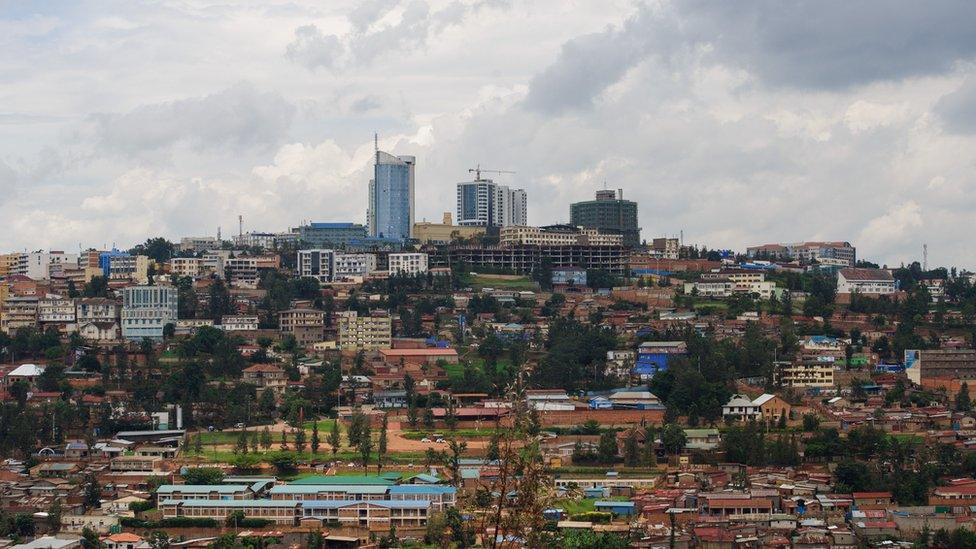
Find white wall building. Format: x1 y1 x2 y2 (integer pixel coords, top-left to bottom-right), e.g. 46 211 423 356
121 285 178 341
388 253 429 276
837 267 895 294
456 179 528 227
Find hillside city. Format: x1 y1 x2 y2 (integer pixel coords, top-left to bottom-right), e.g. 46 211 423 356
1 153 975 549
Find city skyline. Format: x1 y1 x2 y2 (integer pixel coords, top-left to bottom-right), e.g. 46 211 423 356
3 2 976 266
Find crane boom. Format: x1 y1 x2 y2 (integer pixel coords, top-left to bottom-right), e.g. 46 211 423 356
468 164 516 180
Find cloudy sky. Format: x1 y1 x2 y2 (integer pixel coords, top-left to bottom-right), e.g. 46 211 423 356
2 0 976 267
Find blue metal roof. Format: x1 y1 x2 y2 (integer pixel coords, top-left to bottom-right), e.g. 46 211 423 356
389 485 456 495
308 222 358 229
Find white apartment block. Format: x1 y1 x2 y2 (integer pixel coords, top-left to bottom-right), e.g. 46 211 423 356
297 249 334 283
388 253 429 276
26 251 79 280
456 179 528 227
179 236 218 253
220 315 259 331
837 267 895 295
37 297 76 324
333 253 377 281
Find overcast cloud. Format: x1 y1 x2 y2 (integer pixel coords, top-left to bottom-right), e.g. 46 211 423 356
2 0 976 267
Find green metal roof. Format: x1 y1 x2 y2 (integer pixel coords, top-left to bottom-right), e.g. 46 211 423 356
291 475 395 486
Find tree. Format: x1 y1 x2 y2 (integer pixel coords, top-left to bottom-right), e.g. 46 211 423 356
623 428 640 467
957 382 972 412
310 422 320 455
225 510 246 527
329 420 341 456
83 473 101 509
234 429 249 454
446 438 467 487
597 431 618 464
661 423 687 456
81 527 102 549
182 467 225 485
377 414 389 473
260 426 272 450
47 498 63 532
358 431 373 473
279 430 289 451
294 428 307 454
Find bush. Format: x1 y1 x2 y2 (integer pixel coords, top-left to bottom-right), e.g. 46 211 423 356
121 517 218 528
568 512 612 524
128 501 155 513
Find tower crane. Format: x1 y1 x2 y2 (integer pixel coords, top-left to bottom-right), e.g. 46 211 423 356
468 164 515 180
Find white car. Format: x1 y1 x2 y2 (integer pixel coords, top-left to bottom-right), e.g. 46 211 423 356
420 438 432 443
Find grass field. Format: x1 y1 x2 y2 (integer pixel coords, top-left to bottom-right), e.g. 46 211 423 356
465 274 539 291
401 428 500 440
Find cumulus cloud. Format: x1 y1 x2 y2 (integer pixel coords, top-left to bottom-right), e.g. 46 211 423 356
857 201 924 260
285 0 511 70
935 77 976 133
90 83 295 154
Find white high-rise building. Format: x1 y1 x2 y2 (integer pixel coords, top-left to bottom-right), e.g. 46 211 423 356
456 179 528 227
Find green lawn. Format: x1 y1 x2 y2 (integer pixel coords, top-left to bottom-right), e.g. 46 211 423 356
302 419 337 432
466 274 539 291
195 449 428 464
401 428 500 440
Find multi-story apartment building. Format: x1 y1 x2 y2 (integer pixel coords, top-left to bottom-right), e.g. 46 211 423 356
413 212 486 245
297 249 334 284
906 349 976 384
232 230 298 250
25 251 79 280
121 285 178 341
746 241 856 266
837 267 895 295
222 256 279 289
651 237 680 259
499 225 623 246
570 189 640 248
178 236 218 253
368 150 415 240
99 250 150 283
691 269 777 299
297 223 369 249
279 308 325 346
77 297 121 342
456 178 527 227
338 311 392 350
0 295 38 334
776 357 836 389
220 315 258 331
435 243 626 275
242 363 288 395
298 250 377 283
333 253 377 281
37 297 76 327
169 257 204 278
388 252 429 276
0 253 26 276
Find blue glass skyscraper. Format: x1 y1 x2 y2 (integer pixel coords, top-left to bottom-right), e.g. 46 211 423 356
367 150 415 240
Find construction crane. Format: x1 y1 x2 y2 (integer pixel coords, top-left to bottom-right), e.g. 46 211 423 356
468 164 515 180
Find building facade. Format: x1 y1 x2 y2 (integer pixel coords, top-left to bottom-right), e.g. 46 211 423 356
368 150 415 240
413 212 486 244
837 267 896 294
456 179 527 227
121 285 178 341
388 253 429 276
297 223 369 249
570 189 640 247
338 311 392 350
